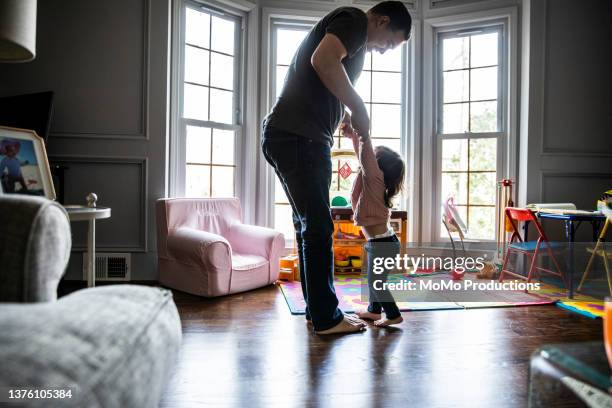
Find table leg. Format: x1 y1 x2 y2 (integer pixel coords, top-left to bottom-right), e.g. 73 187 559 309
591 220 603 242
400 219 407 257
564 220 575 299
87 218 96 287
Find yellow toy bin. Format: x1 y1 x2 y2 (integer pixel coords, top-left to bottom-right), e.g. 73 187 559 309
278 254 299 281
332 221 365 274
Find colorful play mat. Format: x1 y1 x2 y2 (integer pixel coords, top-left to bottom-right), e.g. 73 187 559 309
536 283 604 318
277 273 604 319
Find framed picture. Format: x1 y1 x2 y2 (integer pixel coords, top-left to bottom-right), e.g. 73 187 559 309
0 126 55 200
390 220 401 233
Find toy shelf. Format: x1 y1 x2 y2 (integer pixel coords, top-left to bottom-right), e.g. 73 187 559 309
334 238 366 245
331 207 408 275
334 265 363 274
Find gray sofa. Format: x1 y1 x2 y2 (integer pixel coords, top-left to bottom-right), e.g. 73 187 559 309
0 195 71 302
0 195 182 407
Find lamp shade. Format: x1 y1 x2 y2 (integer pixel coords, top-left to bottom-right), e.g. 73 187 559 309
0 0 37 62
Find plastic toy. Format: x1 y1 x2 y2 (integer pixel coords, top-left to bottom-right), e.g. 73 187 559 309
450 268 465 280
476 261 500 279
597 189 612 216
335 257 350 267
351 258 362 268
331 196 348 207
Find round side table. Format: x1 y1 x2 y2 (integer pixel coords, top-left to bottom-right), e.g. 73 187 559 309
64 205 112 287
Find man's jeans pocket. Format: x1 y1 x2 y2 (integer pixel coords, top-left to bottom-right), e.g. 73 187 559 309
262 134 299 177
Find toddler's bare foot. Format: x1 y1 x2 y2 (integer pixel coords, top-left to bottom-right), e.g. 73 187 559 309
355 310 381 321
374 315 404 327
315 316 366 335
344 313 366 323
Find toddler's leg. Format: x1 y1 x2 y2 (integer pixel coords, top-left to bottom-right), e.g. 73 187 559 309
374 238 403 327
357 240 383 320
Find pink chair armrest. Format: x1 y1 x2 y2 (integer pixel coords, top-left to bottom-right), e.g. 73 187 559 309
228 224 284 258
167 227 231 267
228 224 285 282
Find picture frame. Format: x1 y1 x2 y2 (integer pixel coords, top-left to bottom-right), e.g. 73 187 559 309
0 126 56 200
390 219 401 233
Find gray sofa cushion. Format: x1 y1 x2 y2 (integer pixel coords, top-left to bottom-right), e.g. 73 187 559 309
0 195 71 302
0 285 182 407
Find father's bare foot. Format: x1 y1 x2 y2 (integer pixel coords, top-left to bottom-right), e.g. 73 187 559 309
356 310 381 321
374 315 404 327
315 316 366 335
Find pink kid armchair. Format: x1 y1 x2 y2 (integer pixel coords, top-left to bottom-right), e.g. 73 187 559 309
156 198 285 297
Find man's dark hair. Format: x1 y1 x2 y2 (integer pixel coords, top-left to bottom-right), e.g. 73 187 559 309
369 1 413 40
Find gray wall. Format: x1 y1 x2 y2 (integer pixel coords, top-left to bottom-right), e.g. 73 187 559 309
0 0 170 280
519 0 612 240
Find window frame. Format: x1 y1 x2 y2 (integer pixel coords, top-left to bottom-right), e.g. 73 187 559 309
267 18 316 243
266 18 315 244
436 23 506 136
346 45 409 210
169 0 246 198
433 19 509 242
269 19 315 102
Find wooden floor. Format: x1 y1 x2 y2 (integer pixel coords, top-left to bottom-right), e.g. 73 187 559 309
160 284 602 408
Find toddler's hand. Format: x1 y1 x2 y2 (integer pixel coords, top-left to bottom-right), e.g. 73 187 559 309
340 121 358 141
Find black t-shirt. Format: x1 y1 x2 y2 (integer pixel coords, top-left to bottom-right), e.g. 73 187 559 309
264 7 368 146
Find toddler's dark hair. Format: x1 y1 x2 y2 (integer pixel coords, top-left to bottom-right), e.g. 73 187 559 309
375 146 405 208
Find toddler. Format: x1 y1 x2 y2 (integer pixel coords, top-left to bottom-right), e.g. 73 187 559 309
343 122 405 327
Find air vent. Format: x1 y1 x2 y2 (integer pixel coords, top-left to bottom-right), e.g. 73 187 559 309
431 0 487 8
82 253 131 281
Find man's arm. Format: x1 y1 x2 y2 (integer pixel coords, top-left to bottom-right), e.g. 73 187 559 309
311 33 369 138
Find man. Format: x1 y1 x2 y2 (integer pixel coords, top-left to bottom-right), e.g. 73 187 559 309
262 1 412 334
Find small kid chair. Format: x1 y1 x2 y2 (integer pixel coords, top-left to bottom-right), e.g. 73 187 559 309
156 198 285 297
499 207 567 287
577 217 612 295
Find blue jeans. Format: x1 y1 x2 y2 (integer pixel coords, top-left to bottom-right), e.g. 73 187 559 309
365 234 401 319
262 125 344 331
